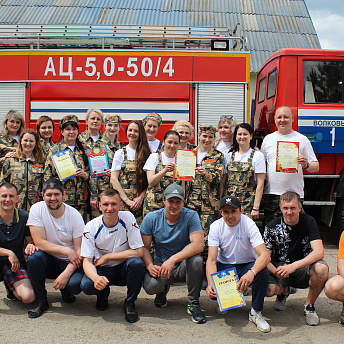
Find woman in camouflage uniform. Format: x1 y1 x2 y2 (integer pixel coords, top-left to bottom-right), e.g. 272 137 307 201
0 129 44 211
0 110 25 169
143 112 164 153
79 108 104 146
110 120 150 224
143 130 182 216
44 115 89 220
89 114 125 216
220 123 266 219
79 109 104 215
185 125 225 253
36 115 55 162
172 120 196 150
213 115 238 154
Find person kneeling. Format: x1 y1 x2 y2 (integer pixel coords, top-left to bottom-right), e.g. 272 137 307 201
140 184 206 324
80 188 145 323
206 196 271 333
263 191 329 326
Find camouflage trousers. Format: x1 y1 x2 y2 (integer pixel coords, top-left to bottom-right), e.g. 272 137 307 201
186 203 217 259
200 213 217 259
73 204 89 223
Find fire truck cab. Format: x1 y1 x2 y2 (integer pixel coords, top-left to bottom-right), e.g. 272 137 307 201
254 48 344 231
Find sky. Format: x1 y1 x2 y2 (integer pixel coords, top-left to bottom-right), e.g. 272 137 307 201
305 0 344 50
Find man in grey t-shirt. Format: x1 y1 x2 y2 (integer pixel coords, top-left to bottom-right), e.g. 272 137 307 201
140 184 205 324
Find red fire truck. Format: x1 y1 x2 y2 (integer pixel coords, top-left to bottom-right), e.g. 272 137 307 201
253 48 344 232
0 25 250 143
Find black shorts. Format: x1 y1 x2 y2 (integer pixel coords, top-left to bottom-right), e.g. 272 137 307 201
268 260 328 289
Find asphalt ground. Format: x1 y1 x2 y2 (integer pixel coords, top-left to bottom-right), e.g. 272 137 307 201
1 225 343 344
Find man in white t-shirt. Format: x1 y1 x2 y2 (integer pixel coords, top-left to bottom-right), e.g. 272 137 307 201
206 196 271 332
26 178 85 319
260 106 319 223
80 188 145 323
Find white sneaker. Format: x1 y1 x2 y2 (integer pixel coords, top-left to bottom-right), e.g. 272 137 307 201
304 304 320 326
249 311 271 332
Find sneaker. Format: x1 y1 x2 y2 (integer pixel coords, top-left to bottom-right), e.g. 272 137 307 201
96 286 110 311
339 304 344 324
124 299 139 323
154 285 169 308
60 289 76 303
5 284 17 301
249 311 271 332
304 304 320 326
28 302 50 319
187 300 206 324
216 305 228 315
274 294 287 311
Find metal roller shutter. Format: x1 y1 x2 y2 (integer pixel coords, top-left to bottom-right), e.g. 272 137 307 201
196 83 247 134
0 83 26 125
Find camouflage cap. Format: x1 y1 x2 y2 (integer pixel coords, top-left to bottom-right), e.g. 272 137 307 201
104 114 122 124
199 124 217 135
59 115 79 130
142 112 162 127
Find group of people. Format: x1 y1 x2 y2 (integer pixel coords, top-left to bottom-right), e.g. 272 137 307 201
1 105 344 333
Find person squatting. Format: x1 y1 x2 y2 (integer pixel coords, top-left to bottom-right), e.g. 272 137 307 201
0 107 340 332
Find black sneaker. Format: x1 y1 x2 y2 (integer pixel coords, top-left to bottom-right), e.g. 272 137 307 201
4 283 17 301
60 289 76 303
154 285 169 308
124 299 139 323
28 302 50 319
96 286 110 311
187 300 206 324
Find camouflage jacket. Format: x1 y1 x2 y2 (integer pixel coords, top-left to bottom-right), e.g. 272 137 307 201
88 134 125 200
40 138 53 163
186 146 225 214
79 130 103 151
44 140 89 207
0 134 18 148
0 156 44 211
0 135 18 170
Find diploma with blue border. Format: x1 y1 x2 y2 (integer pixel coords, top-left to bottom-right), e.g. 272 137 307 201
211 267 246 312
51 150 78 181
87 147 110 178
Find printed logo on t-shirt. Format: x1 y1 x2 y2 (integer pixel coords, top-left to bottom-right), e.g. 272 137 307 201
236 236 243 241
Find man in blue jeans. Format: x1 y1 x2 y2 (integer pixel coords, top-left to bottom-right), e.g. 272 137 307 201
206 196 271 332
27 178 85 318
80 188 145 323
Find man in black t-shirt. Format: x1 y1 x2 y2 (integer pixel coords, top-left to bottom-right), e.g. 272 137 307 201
0 182 36 303
263 191 329 326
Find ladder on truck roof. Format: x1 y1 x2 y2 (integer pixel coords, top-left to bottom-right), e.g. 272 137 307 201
0 24 247 51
